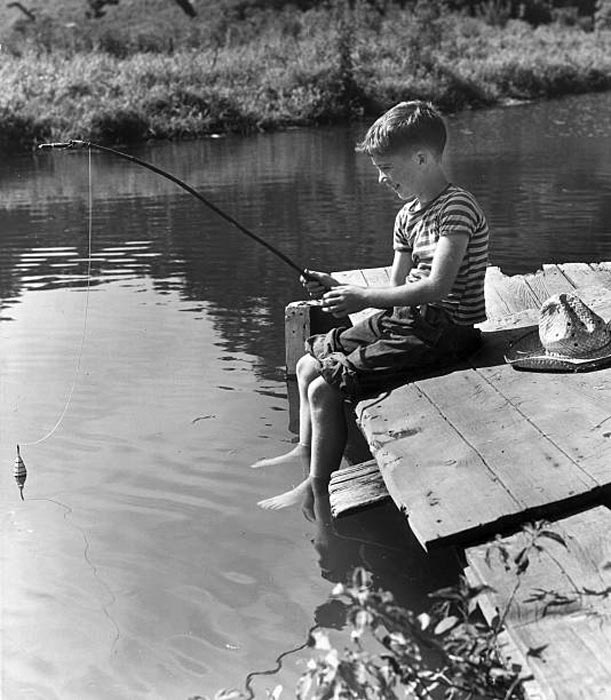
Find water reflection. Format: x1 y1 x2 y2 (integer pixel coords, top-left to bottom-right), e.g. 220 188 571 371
3 92 611 366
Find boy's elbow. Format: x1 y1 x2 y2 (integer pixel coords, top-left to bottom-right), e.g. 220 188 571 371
428 278 453 301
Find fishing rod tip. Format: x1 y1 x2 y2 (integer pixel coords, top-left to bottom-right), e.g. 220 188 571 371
37 140 88 151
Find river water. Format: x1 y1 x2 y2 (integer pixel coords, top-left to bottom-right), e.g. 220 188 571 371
2 92 611 699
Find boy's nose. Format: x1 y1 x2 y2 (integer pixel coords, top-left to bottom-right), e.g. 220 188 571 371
378 171 388 185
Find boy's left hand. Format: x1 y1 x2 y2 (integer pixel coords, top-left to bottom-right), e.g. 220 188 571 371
321 285 368 317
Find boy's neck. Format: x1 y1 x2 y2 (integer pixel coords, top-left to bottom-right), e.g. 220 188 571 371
414 169 449 208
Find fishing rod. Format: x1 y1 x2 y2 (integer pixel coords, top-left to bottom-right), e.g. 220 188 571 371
37 139 311 279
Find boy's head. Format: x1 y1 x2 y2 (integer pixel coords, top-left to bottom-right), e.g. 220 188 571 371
356 101 447 159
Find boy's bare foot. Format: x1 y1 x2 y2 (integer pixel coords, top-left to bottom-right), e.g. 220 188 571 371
258 478 316 520
251 443 310 469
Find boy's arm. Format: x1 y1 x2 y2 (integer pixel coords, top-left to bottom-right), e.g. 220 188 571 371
389 249 413 286
321 233 469 315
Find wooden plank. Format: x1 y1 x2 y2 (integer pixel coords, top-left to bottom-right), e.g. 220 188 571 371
284 300 348 376
332 266 390 327
477 363 611 485
285 300 315 377
332 268 367 286
355 387 523 548
328 459 390 517
355 355 611 549
463 565 548 700
415 369 599 501
477 285 611 485
590 261 611 285
485 266 541 317
551 262 611 289
466 507 611 699
361 266 391 287
484 266 514 320
522 265 576 303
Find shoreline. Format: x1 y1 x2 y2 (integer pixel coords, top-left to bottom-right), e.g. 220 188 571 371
1 11 610 150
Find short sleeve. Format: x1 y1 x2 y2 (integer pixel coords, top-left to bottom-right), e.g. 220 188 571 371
393 205 412 252
439 192 480 239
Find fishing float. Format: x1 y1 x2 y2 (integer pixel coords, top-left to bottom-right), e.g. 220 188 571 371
14 445 27 500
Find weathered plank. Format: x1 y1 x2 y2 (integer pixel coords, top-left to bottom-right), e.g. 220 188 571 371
476 363 611 485
334 266 390 327
550 262 611 290
485 266 541 317
328 459 390 517
591 261 611 282
463 565 548 700
415 369 599 499
333 268 367 286
522 265 576 302
355 387 524 547
285 300 316 376
466 507 611 699
354 359 610 548
284 300 347 376
361 266 391 287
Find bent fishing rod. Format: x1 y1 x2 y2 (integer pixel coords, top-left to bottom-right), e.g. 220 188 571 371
37 139 311 279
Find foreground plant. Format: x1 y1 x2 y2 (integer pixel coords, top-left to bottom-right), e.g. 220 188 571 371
199 520 574 699
295 567 523 700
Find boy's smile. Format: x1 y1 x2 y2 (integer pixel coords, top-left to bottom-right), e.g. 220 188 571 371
371 151 421 201
372 149 449 206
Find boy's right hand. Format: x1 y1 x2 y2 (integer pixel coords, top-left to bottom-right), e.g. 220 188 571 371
300 269 339 299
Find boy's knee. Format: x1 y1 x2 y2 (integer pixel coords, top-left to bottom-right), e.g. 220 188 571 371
308 376 340 406
297 354 319 383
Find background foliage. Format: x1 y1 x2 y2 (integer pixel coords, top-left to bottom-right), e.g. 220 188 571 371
1 0 610 147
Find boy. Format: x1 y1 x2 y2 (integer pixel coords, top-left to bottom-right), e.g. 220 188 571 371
254 100 489 519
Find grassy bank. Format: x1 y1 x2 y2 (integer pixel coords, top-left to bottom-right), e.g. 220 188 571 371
1 1 611 148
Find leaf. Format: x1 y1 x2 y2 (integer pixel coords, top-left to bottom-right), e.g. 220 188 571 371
296 673 313 699
324 648 339 669
332 583 344 596
388 631 407 646
434 615 459 636
429 586 463 601
515 551 530 574
466 583 496 598
527 644 548 658
312 630 332 651
417 612 431 631
539 530 568 548
355 610 373 630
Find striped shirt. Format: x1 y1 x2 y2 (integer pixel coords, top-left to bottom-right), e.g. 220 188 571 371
393 184 489 325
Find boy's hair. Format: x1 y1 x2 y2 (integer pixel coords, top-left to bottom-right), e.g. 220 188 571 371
356 101 447 158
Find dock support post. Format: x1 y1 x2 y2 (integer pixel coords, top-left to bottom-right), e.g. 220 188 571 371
284 300 348 377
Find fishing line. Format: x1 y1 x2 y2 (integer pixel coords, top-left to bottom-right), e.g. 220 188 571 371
14 146 94 497
23 146 93 447
243 623 319 698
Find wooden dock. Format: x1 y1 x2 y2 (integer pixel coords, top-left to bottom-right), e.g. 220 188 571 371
285 261 611 699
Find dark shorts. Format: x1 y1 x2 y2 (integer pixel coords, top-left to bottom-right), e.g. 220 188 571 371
306 304 481 400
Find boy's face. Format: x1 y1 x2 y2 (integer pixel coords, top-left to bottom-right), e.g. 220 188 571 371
371 148 423 201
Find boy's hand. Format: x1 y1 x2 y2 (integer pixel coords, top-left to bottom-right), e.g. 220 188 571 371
300 269 339 299
321 285 369 317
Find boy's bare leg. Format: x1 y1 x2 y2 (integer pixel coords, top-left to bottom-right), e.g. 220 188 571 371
258 376 347 519
251 355 318 469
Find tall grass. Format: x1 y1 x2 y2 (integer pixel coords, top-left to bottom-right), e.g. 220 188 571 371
1 2 610 148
